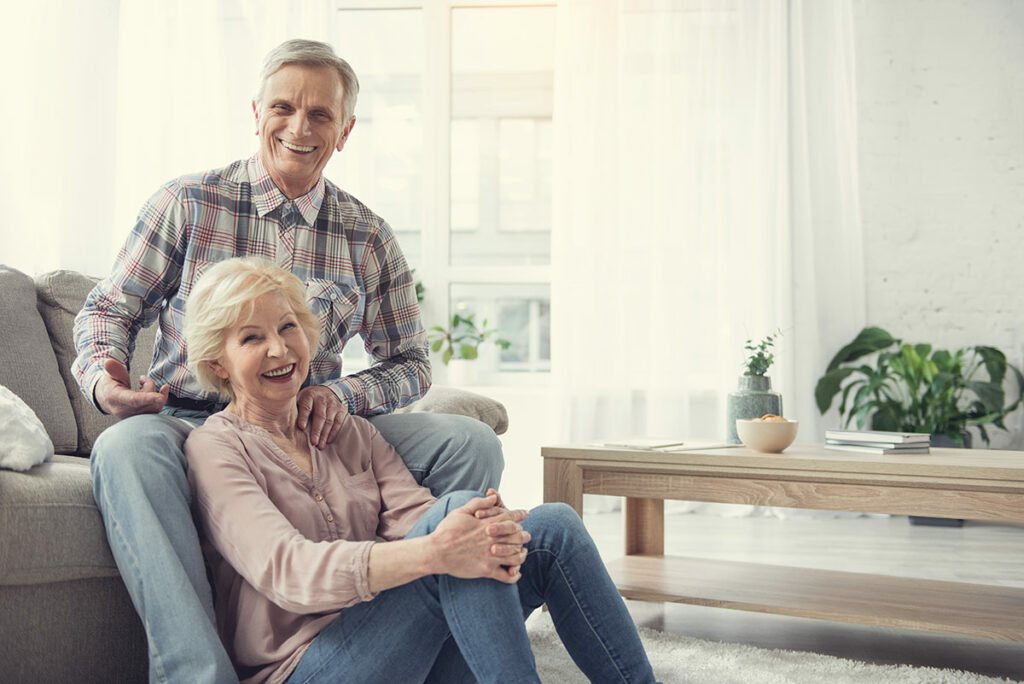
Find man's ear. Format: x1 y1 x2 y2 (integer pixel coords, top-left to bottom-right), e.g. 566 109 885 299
336 116 356 152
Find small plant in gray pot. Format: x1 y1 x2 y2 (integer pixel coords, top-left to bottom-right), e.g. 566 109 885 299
726 331 783 444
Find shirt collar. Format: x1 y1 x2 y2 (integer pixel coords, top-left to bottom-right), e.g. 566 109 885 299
248 154 325 226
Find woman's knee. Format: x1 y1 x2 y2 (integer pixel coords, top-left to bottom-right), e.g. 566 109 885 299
523 503 591 547
436 489 487 517
530 502 584 528
407 490 486 538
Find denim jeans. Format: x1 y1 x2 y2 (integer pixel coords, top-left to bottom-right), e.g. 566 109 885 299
89 408 504 684
285 493 658 684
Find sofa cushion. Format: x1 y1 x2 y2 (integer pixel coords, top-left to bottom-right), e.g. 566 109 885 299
0 265 78 454
395 386 509 435
35 270 159 455
0 455 118 585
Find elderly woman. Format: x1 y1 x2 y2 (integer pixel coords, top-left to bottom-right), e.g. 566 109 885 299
183 257 657 684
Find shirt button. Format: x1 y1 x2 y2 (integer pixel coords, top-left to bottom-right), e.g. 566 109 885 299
326 515 334 523
315 494 323 501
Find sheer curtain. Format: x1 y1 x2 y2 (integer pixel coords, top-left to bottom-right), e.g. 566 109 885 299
552 0 864 515
2 1 334 277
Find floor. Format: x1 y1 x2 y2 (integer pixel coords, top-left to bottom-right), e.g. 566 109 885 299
583 503 1024 681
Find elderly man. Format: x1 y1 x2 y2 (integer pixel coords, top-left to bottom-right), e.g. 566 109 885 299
72 39 503 684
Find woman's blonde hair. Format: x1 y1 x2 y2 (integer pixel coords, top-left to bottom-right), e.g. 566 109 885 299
184 257 320 399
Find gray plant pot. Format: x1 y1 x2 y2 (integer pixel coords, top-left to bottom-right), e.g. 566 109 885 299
725 375 782 444
909 431 971 528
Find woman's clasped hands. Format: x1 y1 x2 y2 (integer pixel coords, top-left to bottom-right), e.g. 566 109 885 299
429 488 531 583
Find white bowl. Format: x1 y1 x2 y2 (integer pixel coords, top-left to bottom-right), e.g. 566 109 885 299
736 418 798 453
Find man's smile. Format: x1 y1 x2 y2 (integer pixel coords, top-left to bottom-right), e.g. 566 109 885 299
279 139 316 153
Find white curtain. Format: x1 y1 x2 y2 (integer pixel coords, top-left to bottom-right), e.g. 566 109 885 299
1 0 334 277
552 0 865 516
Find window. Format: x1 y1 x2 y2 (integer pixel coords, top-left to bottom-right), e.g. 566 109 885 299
334 2 554 383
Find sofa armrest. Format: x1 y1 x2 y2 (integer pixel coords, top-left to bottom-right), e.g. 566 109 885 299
393 386 508 435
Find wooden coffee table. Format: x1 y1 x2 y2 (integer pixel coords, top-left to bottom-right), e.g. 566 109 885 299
542 444 1024 641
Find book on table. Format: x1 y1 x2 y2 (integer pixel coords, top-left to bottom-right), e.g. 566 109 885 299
824 429 930 454
824 430 930 445
824 442 931 455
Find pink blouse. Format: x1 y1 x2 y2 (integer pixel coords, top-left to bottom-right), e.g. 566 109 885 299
185 410 437 684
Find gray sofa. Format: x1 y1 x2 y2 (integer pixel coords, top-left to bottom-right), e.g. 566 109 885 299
0 264 508 684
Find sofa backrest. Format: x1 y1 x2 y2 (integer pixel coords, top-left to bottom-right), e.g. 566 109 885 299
35 270 158 456
0 265 79 453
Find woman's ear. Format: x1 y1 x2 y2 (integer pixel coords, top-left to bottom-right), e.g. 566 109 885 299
208 360 230 380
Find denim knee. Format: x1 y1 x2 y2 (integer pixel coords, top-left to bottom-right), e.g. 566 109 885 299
90 414 191 498
453 415 505 488
406 490 485 539
440 489 485 509
523 503 592 552
529 502 583 529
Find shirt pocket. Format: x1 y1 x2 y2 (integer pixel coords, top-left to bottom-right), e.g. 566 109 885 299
306 278 364 354
336 469 382 536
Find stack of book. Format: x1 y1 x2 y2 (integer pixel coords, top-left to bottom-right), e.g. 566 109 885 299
824 430 930 454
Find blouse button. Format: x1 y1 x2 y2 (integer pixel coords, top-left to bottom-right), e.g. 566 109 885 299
315 494 323 502
326 514 334 523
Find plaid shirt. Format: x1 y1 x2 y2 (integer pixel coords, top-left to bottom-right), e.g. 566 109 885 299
72 155 430 416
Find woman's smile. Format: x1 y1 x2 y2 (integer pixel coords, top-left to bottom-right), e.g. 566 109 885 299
263 363 297 381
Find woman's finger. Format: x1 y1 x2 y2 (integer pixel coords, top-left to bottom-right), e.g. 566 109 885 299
459 494 499 516
486 520 525 537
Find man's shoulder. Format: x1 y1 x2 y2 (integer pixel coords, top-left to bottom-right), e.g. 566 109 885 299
321 178 392 236
161 158 252 199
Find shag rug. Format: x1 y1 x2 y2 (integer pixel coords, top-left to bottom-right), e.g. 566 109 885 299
525 611 1017 684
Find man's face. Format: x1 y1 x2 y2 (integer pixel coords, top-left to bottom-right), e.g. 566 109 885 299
254 64 354 198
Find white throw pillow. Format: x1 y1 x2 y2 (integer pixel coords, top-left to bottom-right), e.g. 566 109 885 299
0 384 54 471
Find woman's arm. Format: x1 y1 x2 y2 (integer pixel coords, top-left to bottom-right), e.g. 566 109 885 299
360 418 531 587
186 428 378 614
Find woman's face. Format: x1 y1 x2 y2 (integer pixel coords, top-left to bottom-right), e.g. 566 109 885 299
210 291 311 406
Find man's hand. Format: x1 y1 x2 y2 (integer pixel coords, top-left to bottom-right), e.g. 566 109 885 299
94 358 169 419
297 385 347 448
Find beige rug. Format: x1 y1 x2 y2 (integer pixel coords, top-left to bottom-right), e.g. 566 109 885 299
526 611 1018 684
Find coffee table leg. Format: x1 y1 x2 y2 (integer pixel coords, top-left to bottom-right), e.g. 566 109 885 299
544 458 584 514
625 498 665 556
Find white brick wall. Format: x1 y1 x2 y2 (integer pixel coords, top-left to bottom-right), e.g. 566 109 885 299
854 0 1024 447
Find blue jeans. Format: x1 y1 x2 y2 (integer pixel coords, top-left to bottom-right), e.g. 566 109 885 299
89 409 503 684
285 493 658 684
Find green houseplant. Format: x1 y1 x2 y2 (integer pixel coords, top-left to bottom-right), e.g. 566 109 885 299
744 330 780 376
815 326 1024 447
427 313 511 366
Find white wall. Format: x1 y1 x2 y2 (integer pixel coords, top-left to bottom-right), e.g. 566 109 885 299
0 1 120 275
854 0 1024 448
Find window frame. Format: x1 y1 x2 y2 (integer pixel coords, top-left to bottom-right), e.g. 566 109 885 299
334 0 554 386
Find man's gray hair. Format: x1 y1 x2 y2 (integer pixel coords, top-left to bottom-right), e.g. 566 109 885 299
255 39 360 121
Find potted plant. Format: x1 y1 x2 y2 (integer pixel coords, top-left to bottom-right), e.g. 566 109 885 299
726 331 783 443
427 312 511 385
815 326 1024 447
